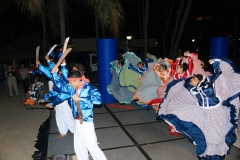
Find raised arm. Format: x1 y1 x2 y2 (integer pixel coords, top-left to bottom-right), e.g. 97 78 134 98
52 71 75 95
207 59 222 83
60 60 69 82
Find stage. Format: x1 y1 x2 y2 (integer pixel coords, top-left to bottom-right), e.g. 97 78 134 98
44 102 240 160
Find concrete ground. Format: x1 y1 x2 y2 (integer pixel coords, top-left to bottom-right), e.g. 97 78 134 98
0 70 240 160
0 80 50 160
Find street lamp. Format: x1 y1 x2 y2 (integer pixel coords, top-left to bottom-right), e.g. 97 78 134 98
192 39 195 42
126 36 132 40
126 36 132 51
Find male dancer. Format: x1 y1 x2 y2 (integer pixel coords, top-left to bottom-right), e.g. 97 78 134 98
51 69 107 160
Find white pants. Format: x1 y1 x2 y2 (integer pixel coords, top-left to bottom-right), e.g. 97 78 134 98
55 100 74 134
74 120 107 160
7 76 19 96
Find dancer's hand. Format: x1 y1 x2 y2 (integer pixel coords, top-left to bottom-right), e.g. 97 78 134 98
72 94 80 102
45 55 50 61
146 53 151 58
62 59 66 64
38 99 45 103
45 103 53 108
51 66 59 74
184 50 190 56
209 59 214 64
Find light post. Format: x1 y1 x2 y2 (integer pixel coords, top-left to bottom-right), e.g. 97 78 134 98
126 36 132 51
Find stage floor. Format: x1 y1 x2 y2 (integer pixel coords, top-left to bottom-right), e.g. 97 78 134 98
47 102 240 160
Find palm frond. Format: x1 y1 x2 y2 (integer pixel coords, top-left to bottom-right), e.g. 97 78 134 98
84 0 125 37
45 0 72 40
14 0 45 19
45 0 60 39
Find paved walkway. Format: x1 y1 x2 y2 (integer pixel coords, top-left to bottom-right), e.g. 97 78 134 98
0 81 49 160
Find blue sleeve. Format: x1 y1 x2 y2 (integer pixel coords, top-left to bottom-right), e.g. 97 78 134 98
52 72 75 95
31 69 43 76
61 64 69 82
146 57 154 63
208 60 222 83
128 63 146 75
79 84 102 105
47 61 55 70
38 64 53 80
49 93 71 107
42 90 59 101
183 77 192 91
128 63 140 73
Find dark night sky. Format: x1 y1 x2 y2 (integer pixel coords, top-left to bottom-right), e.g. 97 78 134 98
0 0 239 56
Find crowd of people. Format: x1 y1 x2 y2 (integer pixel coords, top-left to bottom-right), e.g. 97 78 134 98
0 63 42 101
107 51 240 159
2 40 239 159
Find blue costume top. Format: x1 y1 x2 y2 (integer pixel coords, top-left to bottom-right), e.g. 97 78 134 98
52 72 102 122
37 62 70 107
184 60 222 108
31 61 54 76
128 63 148 76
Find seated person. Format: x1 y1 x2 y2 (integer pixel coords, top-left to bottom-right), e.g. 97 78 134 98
32 77 43 92
21 86 38 106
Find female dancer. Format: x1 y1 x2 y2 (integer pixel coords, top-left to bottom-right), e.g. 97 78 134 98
107 59 134 104
157 58 240 159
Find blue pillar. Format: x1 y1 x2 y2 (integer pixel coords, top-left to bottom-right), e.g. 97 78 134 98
210 37 229 58
97 38 117 104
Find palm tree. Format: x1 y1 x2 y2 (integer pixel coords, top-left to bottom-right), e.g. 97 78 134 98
169 0 184 59
83 0 124 38
172 0 192 59
45 0 72 43
1 0 124 49
162 0 175 57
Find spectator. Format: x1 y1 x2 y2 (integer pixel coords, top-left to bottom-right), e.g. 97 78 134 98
19 64 28 93
2 64 9 95
6 67 19 97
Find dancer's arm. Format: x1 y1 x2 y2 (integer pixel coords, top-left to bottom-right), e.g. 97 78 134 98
48 93 71 107
207 59 222 83
60 60 69 82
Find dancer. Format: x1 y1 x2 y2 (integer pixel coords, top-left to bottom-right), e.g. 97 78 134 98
33 44 74 138
134 58 173 109
157 58 240 159
107 59 134 104
52 69 107 160
118 52 143 93
36 58 74 138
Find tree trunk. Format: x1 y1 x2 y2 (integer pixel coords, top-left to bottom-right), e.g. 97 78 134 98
172 0 192 59
163 0 175 57
138 0 144 56
41 13 47 60
233 1 240 58
95 13 99 39
102 29 106 38
58 0 65 43
169 0 185 59
143 0 149 63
